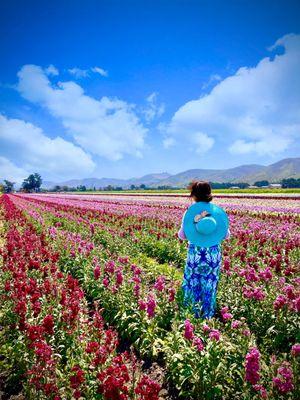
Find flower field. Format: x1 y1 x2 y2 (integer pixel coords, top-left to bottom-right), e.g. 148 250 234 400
0 192 299 399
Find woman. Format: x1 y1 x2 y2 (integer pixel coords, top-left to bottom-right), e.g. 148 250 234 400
178 180 230 319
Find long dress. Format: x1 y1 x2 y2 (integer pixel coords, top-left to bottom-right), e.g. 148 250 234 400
178 208 230 319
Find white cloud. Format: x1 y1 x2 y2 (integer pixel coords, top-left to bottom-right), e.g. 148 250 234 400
0 156 29 183
229 137 291 156
142 92 165 123
192 132 215 154
166 33 300 156
91 66 108 77
163 137 176 149
0 114 95 181
68 67 89 78
45 65 59 76
68 66 108 79
201 74 222 90
17 65 147 161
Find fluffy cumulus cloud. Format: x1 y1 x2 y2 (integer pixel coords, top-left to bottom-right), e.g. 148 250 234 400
0 114 95 181
17 65 147 160
0 156 28 182
166 33 300 156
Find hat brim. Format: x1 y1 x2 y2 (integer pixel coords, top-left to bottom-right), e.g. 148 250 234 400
183 202 229 247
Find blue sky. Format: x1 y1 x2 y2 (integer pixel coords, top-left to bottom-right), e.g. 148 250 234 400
0 0 300 182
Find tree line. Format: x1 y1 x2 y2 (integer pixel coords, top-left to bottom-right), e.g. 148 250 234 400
0 173 42 193
1 176 300 193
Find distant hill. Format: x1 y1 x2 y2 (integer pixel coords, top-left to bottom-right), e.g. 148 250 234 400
40 157 300 189
41 172 171 190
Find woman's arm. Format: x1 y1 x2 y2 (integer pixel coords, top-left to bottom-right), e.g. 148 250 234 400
225 227 231 239
178 210 187 240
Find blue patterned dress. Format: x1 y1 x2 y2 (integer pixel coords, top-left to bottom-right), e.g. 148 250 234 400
181 243 222 319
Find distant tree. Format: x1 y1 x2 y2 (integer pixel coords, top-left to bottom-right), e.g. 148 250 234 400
115 186 123 191
140 184 146 189
77 185 86 192
3 180 15 193
0 183 4 193
93 186 96 191
52 185 62 192
236 182 250 189
281 178 300 188
22 173 42 192
254 180 269 187
62 185 69 192
130 184 136 190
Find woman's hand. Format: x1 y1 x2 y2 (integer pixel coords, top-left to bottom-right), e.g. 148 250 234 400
194 210 209 223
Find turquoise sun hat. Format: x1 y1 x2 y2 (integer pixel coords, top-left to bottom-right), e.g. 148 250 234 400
183 202 229 247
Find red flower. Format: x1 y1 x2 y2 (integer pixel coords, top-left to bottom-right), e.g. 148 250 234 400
135 375 161 400
70 365 85 389
43 314 54 335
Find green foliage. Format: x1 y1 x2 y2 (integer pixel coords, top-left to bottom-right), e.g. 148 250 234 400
22 173 42 192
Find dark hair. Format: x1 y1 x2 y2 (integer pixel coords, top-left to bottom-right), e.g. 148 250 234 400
187 180 213 202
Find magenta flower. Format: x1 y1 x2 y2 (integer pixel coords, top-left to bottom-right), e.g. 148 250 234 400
273 294 288 310
209 329 221 341
138 299 147 311
146 294 156 318
291 343 300 357
193 336 204 351
221 306 233 321
272 361 294 394
245 347 261 385
184 319 194 340
253 384 268 399
102 277 109 287
231 320 241 329
154 276 165 291
94 266 101 280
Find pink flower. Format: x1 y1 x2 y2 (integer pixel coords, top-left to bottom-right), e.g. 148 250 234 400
291 343 300 357
221 306 233 321
154 276 165 291
242 329 251 337
134 284 140 297
253 384 268 399
209 329 221 341
202 323 210 332
231 320 242 329
273 295 287 310
146 294 156 318
138 299 147 311
184 319 194 340
245 347 261 385
193 336 204 351
115 269 123 285
102 277 109 287
272 361 294 394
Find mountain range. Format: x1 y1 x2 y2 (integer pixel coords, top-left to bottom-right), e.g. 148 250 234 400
41 157 300 189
